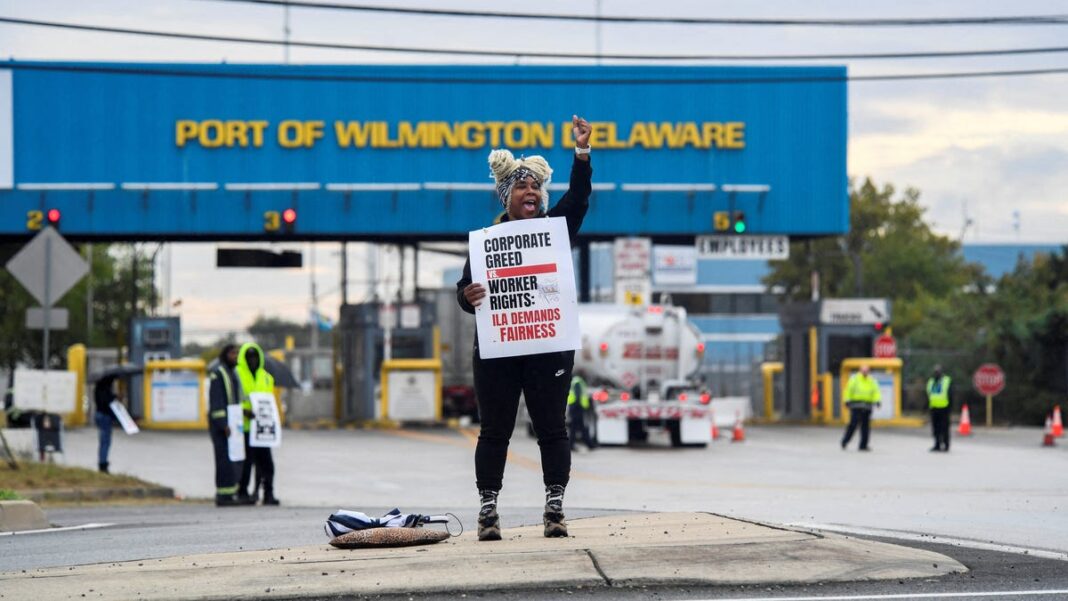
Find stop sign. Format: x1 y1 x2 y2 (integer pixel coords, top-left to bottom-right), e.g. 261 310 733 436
973 363 1006 396
873 335 897 358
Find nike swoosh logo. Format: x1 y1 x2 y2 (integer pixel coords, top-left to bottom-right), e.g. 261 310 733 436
555 369 565 377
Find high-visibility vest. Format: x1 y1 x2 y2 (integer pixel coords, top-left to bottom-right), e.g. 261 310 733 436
567 376 590 409
208 365 237 421
234 343 275 432
845 373 881 404
927 375 951 409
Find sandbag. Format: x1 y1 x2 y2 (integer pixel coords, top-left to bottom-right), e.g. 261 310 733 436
329 527 450 549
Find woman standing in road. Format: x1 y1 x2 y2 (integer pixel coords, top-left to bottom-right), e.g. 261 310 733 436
455 115 593 541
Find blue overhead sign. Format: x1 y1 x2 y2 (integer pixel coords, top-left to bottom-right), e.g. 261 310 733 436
0 62 847 240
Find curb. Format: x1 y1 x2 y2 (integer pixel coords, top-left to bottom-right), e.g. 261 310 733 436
16 486 175 503
0 500 50 532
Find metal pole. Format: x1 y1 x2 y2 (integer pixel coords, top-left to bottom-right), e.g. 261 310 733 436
413 243 420 300
340 241 348 306
130 244 138 318
398 244 406 303
42 234 52 370
85 242 93 345
311 242 319 350
986 394 993 428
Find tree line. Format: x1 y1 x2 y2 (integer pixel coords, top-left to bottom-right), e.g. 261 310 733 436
764 178 1067 424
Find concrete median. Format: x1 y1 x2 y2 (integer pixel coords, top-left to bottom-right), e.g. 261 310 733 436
0 500 50 532
0 512 965 599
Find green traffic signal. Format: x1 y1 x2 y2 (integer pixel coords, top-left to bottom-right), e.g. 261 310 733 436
731 210 747 234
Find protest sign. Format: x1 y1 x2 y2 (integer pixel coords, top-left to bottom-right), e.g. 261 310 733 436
248 392 282 448
110 400 140 435
227 404 245 461
468 216 581 359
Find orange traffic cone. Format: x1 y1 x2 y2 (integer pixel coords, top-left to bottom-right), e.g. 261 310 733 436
731 411 746 443
1052 405 1064 437
1042 414 1056 447
710 410 721 441
958 404 972 436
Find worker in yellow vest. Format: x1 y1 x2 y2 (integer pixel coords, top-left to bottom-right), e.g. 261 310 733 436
927 364 952 452
235 342 279 506
567 373 595 452
841 364 881 451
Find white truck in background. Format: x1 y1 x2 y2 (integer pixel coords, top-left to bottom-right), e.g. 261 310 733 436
436 292 716 445
576 303 713 447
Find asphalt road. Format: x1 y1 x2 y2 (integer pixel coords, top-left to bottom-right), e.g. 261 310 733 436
4 422 1066 599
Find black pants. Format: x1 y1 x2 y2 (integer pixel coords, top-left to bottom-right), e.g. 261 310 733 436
238 432 275 499
930 407 951 450
842 406 873 449
474 349 574 492
209 426 237 498
568 403 594 450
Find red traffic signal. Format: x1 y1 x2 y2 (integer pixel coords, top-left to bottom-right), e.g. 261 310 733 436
46 208 61 224
282 208 297 225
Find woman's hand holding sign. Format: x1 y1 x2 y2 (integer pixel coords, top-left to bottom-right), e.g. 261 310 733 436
464 282 487 308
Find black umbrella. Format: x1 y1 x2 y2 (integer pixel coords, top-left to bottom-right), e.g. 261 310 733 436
264 355 300 389
205 355 300 389
88 364 143 382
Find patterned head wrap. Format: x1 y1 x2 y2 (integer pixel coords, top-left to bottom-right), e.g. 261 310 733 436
487 149 552 212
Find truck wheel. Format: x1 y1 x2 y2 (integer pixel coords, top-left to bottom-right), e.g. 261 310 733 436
628 421 648 443
668 420 683 447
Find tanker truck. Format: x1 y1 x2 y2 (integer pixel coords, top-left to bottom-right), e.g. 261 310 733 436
576 303 713 447
435 290 713 445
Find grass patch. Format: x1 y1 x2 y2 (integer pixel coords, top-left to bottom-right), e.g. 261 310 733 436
0 461 159 492
0 489 21 500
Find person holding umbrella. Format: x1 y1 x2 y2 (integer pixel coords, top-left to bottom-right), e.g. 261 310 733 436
93 375 119 473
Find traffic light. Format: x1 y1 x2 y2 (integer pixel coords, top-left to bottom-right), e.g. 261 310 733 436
873 321 889 333
46 208 61 226
264 208 297 233
27 208 62 230
731 210 747 234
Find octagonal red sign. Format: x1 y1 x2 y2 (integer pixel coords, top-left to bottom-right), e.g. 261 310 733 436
973 363 1005 396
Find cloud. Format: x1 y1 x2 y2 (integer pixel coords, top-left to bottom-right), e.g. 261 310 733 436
878 143 1068 242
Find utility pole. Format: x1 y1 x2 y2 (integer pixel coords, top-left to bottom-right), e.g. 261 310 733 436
283 1 291 63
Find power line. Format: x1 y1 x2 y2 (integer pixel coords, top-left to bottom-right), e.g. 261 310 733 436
204 0 1068 27
5 17 1068 62
6 60 1068 86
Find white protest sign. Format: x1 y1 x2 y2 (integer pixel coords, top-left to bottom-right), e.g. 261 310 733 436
13 368 77 413
226 404 245 461
469 216 581 360
110 400 140 435
248 392 281 448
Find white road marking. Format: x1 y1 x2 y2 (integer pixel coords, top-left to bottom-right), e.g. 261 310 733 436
689 590 1068 601
0 522 114 536
788 522 1068 562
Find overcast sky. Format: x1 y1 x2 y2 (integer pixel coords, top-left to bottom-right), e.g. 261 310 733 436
3 0 1067 342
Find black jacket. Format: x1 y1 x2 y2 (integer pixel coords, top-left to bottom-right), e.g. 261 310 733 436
208 364 239 430
94 376 118 418
456 156 592 315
